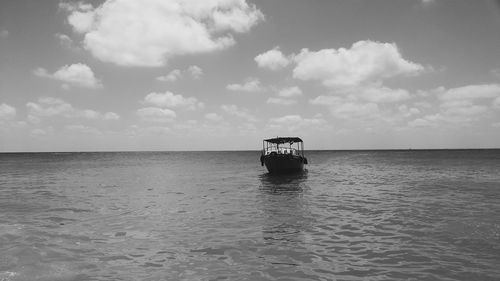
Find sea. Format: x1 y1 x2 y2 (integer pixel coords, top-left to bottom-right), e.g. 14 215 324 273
0 150 499 281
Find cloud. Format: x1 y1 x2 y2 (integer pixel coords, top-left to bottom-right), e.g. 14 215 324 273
255 47 290 70
27 97 73 119
420 0 436 6
157 65 203 81
267 115 327 131
26 97 119 121
205 113 223 122
0 103 16 120
143 91 204 110
103 112 120 120
494 97 500 108
157 69 182 82
221 104 257 122
358 86 411 103
406 84 500 127
310 96 380 119
293 40 424 88
60 2 95 32
331 102 380 119
398 105 420 117
136 107 176 122
34 63 102 89
440 100 488 118
266 86 302 106
436 84 500 101
65 124 102 135
266 97 297 106
278 86 302 98
435 84 499 123
55 33 75 49
0 30 9 39
408 115 440 128
62 0 264 67
226 77 263 92
492 68 500 78
187 65 203 79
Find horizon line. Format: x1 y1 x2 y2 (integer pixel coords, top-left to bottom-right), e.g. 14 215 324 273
1 147 499 153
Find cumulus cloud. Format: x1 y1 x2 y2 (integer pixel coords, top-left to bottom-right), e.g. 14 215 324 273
103 112 120 120
34 63 102 89
293 40 424 88
221 104 257 122
157 69 182 82
61 0 264 67
266 97 297 106
406 84 500 127
266 86 302 106
408 115 440 128
143 91 204 110
255 47 290 70
55 33 76 49
157 65 203 81
65 124 102 135
436 84 500 101
398 105 420 117
310 96 380 119
278 86 302 98
441 100 488 118
0 103 16 120
26 97 119 121
226 77 263 92
136 107 176 122
267 115 327 131
435 84 499 122
205 112 223 122
187 65 203 79
359 86 411 103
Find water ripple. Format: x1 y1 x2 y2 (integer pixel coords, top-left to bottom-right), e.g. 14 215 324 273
1 150 500 280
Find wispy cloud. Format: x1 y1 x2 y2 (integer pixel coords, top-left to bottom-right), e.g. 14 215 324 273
226 78 263 92
205 113 223 122
156 65 204 82
0 103 16 120
221 104 257 122
142 91 204 110
267 115 327 131
26 97 119 122
156 69 182 82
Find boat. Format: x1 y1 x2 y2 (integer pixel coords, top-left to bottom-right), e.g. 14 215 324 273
260 137 308 174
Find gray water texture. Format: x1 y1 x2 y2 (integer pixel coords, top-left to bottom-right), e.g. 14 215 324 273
1 150 499 280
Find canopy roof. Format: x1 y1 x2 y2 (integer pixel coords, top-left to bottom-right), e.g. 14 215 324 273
264 137 303 144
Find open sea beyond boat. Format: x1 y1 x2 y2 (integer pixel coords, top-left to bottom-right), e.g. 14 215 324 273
1 150 500 280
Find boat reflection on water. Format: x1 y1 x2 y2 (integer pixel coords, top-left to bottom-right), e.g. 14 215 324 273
257 171 316 268
258 170 309 194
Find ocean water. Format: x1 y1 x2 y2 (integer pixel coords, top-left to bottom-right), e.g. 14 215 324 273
1 150 499 281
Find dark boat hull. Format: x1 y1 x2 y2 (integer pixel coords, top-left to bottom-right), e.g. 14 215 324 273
262 154 305 174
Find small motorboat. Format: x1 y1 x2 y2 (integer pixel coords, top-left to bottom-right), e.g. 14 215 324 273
260 137 308 174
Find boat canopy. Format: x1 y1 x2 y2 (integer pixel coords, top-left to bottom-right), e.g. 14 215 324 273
264 137 303 144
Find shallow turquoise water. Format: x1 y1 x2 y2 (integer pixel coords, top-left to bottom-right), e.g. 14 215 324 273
1 150 499 280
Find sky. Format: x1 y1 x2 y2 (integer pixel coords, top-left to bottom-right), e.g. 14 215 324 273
1 0 500 151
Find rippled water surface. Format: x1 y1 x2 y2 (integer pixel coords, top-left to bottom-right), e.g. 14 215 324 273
1 150 500 280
